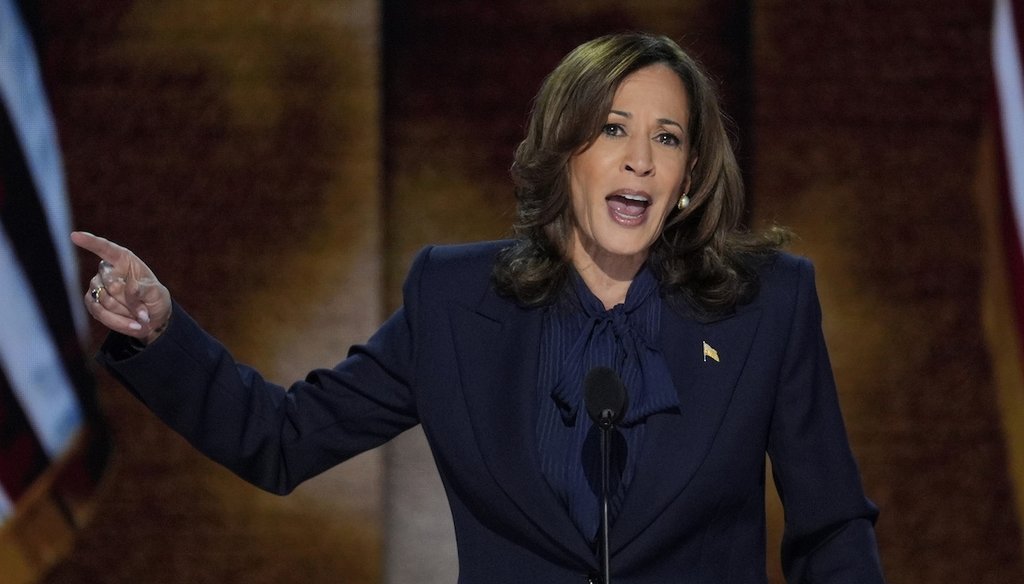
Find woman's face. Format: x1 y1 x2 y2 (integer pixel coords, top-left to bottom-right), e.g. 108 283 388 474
567 63 696 274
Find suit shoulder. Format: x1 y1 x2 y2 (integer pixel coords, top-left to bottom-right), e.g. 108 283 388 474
420 240 511 266
405 240 511 300
755 251 813 282
744 251 816 309
415 240 510 279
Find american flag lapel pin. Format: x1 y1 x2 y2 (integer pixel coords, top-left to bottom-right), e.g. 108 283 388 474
702 341 720 363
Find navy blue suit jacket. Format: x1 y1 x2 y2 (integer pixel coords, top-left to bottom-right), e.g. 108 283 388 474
101 241 884 583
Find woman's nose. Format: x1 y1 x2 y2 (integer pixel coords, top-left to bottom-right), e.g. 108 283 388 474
622 137 654 176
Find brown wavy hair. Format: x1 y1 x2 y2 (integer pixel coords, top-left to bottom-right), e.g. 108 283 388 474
493 32 786 316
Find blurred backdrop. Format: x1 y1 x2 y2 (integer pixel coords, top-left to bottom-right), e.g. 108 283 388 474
0 0 1021 582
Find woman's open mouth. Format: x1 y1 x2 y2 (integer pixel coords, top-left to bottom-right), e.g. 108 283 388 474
606 192 651 226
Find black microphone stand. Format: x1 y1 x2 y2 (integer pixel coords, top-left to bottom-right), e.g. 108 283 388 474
584 366 627 584
597 410 614 584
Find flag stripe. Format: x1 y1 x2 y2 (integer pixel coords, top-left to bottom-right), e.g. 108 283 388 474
995 0 1024 235
0 371 49 501
0 225 83 459
1013 0 1024 52
0 484 11 523
994 0 1024 345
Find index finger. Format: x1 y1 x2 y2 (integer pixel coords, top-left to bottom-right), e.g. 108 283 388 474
70 231 129 266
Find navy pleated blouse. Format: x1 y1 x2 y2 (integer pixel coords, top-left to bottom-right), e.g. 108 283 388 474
535 266 681 542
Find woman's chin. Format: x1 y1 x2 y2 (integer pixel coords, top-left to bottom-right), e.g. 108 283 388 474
598 234 656 259
587 242 652 267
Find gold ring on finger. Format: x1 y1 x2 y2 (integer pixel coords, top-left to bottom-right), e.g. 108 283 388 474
90 286 104 303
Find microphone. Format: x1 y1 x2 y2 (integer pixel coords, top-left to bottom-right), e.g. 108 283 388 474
583 366 629 584
584 366 628 430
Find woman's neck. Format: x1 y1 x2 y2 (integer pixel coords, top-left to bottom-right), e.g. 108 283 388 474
569 236 646 310
575 266 632 310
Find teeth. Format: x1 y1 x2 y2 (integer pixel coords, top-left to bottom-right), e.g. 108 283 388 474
622 194 649 202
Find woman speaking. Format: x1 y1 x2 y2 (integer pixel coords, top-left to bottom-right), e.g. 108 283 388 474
72 32 885 583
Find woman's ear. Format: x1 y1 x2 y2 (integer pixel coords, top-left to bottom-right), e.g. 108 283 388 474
681 154 698 196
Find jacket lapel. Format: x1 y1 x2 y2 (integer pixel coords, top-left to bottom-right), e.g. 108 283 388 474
610 304 763 552
449 291 596 566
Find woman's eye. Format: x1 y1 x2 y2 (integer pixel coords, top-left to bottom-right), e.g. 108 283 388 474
657 132 681 147
602 124 625 137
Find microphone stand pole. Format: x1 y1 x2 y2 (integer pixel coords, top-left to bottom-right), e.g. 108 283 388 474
584 367 626 584
598 414 612 584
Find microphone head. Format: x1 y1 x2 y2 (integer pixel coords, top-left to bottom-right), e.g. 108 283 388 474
584 366 628 429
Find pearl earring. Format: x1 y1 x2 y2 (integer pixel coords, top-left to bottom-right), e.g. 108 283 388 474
677 193 690 210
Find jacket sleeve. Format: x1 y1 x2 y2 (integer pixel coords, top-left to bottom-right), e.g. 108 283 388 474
97 249 433 495
766 258 886 583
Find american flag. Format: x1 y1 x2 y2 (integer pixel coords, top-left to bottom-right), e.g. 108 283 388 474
0 0 110 580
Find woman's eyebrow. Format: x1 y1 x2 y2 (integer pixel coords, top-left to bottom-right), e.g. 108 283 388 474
609 109 684 132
